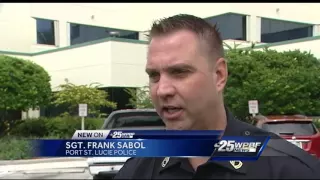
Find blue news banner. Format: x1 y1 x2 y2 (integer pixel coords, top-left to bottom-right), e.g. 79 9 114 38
33 130 270 161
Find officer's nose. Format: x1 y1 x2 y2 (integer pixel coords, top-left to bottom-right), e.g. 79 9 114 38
156 76 176 99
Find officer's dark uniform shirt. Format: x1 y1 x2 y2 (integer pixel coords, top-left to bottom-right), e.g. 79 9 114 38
114 108 320 179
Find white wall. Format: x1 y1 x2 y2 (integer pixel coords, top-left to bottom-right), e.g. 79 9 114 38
0 4 36 53
21 108 40 120
110 41 149 87
31 42 113 90
1 3 320 53
1 39 149 89
253 37 320 58
2 37 318 92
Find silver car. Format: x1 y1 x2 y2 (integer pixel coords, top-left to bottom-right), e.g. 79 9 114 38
87 109 164 180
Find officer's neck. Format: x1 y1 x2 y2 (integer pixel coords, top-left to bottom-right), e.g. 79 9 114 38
189 157 210 170
188 106 228 170
202 104 227 131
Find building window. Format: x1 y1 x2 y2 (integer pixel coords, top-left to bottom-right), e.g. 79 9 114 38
205 13 247 41
70 24 80 39
36 18 56 45
69 23 139 45
261 18 313 43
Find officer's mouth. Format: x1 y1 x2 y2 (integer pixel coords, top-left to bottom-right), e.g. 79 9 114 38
161 106 184 121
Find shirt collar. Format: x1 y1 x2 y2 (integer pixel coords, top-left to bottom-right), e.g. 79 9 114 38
159 107 249 174
209 107 248 174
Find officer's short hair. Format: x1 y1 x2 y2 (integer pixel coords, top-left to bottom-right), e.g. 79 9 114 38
148 14 224 61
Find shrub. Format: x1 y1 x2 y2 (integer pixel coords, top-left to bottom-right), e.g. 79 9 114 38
9 116 104 138
9 118 48 137
0 136 33 160
1 116 104 160
314 118 320 128
0 118 22 137
0 135 61 160
51 79 116 117
125 86 154 109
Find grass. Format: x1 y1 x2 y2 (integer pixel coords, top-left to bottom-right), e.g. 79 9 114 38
0 135 60 160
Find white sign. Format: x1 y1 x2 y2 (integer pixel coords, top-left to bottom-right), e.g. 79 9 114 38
79 104 88 117
248 100 259 114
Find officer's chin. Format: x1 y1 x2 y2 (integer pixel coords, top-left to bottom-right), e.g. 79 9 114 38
165 127 182 130
164 124 188 131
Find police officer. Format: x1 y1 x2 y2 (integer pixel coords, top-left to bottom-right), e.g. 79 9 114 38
114 14 320 179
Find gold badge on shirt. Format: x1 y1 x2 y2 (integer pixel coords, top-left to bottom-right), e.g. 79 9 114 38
162 157 170 167
230 160 243 169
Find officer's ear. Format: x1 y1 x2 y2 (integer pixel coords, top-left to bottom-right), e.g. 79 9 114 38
213 57 228 93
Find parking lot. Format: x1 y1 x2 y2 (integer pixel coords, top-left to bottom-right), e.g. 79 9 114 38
0 168 92 179
0 158 91 179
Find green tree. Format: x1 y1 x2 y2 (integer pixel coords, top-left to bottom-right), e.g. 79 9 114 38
125 86 154 109
0 55 52 121
52 79 117 117
224 47 320 122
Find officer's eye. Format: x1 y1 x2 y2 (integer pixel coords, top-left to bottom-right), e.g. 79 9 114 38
148 72 160 83
170 68 190 77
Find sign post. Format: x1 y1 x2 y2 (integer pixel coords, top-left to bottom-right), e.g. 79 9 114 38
78 104 88 130
248 100 259 117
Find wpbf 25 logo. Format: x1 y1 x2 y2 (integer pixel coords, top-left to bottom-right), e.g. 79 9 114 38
214 140 262 153
110 131 135 139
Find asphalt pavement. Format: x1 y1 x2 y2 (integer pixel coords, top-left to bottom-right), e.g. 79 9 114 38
0 168 92 179
0 158 92 179
0 158 86 166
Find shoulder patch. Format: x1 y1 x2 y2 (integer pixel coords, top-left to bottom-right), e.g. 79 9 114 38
266 138 319 169
260 146 289 157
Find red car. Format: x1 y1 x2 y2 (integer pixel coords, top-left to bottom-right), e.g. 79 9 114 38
254 115 320 158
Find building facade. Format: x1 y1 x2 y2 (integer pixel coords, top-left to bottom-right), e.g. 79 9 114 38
1 3 320 117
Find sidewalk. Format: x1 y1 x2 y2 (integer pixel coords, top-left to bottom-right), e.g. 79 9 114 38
0 157 86 165
0 158 88 172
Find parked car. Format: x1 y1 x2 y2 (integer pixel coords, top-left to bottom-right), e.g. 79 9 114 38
254 115 320 158
87 109 165 180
